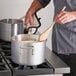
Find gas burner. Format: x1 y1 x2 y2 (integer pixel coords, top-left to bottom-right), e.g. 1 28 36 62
18 61 52 70
0 39 11 50
0 66 7 70
7 57 19 69
3 55 53 71
1 42 11 50
4 56 54 75
2 50 11 57
0 56 9 71
0 51 11 76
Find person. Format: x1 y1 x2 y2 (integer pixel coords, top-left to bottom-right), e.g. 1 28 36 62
24 0 76 76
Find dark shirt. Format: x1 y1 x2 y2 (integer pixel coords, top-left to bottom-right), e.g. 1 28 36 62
38 0 76 55
38 0 51 7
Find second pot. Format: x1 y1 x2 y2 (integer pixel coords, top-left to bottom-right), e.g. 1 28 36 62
0 19 24 41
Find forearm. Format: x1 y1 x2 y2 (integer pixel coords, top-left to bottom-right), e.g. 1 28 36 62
27 0 51 15
25 0 51 25
27 0 43 15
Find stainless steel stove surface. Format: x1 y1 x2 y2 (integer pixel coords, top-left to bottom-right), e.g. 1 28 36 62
0 39 54 76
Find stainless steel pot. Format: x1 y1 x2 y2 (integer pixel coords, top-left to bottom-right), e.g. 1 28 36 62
0 13 41 41
11 34 46 66
0 19 24 41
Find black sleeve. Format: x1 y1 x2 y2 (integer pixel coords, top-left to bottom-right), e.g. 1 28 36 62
38 0 51 7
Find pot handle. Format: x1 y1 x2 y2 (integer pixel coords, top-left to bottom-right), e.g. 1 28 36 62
19 12 41 34
24 12 41 34
20 46 34 55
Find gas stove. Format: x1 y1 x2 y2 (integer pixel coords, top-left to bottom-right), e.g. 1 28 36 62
0 51 11 76
0 39 55 76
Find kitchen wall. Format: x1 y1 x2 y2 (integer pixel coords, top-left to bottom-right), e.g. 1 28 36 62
37 0 54 50
0 0 33 19
0 0 54 50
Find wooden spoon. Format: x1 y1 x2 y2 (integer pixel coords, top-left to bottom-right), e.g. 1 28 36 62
39 6 66 41
39 21 55 41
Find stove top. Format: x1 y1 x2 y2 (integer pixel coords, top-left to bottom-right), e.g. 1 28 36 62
0 50 11 76
0 39 54 76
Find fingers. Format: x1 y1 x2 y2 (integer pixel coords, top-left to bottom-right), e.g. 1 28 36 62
24 12 34 26
57 11 67 24
54 11 68 24
25 17 34 26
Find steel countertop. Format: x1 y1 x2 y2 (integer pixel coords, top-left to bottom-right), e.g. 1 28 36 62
45 47 70 74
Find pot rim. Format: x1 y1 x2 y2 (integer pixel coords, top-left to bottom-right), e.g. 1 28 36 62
0 19 23 24
12 34 46 43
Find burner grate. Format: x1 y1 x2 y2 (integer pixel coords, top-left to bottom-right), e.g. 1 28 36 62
0 51 11 76
0 39 11 50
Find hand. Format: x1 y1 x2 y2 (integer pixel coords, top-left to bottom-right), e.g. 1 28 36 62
54 11 76 24
24 11 34 26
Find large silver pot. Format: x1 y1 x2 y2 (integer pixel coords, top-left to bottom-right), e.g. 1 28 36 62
0 19 24 41
11 34 46 66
